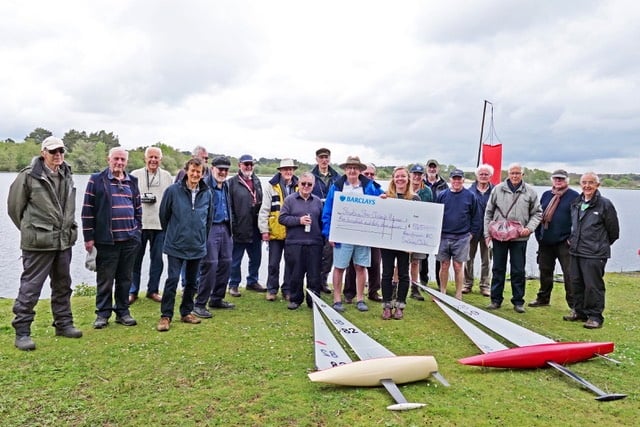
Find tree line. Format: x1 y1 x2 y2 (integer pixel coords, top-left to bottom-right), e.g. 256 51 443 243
1 127 638 188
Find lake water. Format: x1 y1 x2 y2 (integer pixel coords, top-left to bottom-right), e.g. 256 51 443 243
1 172 638 299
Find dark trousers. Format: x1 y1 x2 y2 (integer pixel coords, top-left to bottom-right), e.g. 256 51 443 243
285 244 322 306
12 249 74 336
197 224 232 307
229 228 262 287
130 229 165 296
536 241 573 307
570 256 607 323
420 255 441 287
162 256 200 319
320 241 333 286
344 247 381 300
490 239 528 307
381 249 410 304
266 239 289 295
464 235 491 288
95 240 139 319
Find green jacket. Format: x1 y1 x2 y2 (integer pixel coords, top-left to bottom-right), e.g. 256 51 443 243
7 157 78 251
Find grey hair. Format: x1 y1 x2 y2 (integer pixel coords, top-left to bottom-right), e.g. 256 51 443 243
507 162 522 172
299 171 315 182
192 145 208 157
145 146 163 158
108 147 128 159
580 171 600 184
476 163 494 176
365 163 376 172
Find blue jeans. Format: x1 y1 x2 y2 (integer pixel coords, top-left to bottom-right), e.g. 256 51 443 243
229 228 262 287
130 229 165 296
162 255 200 319
196 224 232 307
490 239 528 306
95 240 139 319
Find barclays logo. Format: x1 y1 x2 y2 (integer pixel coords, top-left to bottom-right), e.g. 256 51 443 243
339 195 376 205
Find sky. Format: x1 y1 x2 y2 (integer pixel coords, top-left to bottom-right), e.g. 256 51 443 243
1 0 638 174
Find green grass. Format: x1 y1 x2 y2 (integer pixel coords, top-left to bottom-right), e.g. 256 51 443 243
1 273 638 426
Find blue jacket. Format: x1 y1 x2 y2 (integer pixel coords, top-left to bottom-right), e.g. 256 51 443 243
436 188 482 238
321 175 383 238
311 164 340 202
81 168 142 245
160 177 213 260
535 187 579 244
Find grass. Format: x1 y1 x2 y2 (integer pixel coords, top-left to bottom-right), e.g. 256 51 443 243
1 273 638 426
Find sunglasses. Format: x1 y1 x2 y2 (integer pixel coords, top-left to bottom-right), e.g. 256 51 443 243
317 155 329 159
242 162 254 167
363 173 375 177
47 148 65 155
299 182 314 187
202 157 209 163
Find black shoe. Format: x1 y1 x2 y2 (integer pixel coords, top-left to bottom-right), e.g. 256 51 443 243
229 287 241 297
514 305 525 313
55 325 83 338
321 285 332 294
192 306 213 318
287 302 300 310
210 300 236 309
410 283 425 301
246 283 267 292
93 316 109 329
115 314 137 326
368 294 383 302
528 300 550 307
15 336 36 351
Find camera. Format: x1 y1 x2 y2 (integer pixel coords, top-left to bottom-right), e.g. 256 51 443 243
141 192 157 204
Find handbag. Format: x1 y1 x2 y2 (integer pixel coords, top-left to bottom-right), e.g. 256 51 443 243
488 193 523 241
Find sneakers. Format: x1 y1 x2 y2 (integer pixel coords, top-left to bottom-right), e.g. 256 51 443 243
356 301 369 312
266 293 277 301
210 300 235 309
332 302 345 312
15 335 36 351
563 310 588 322
410 283 425 301
584 319 603 329
514 305 525 313
486 302 501 310
192 306 213 318
393 307 404 320
181 314 201 324
229 287 241 297
55 325 83 338
246 283 267 292
115 314 137 326
93 316 109 329
528 299 550 307
287 302 300 310
382 305 392 320
157 317 171 332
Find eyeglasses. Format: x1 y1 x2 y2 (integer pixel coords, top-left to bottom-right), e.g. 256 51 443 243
47 148 65 155
242 162 254 167
202 157 209 163
299 182 314 187
317 155 329 159
363 173 375 178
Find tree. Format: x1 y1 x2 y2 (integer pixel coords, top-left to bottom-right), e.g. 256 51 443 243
89 130 119 151
62 129 88 151
24 128 52 145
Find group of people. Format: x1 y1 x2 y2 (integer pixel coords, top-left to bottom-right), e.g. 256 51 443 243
7 137 619 350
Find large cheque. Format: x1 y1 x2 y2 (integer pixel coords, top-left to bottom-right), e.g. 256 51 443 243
328 192 443 253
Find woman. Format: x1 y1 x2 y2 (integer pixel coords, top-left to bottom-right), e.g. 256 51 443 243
380 166 420 320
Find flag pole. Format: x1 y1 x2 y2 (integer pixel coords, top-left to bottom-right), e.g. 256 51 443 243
477 100 492 166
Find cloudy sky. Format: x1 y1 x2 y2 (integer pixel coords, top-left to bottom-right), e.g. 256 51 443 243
1 0 638 173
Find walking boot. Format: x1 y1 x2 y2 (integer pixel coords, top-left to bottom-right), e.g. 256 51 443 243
410 283 425 301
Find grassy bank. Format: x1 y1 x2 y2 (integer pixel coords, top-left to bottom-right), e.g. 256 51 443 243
1 273 638 426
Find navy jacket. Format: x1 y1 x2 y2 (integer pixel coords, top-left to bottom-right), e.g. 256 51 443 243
535 187 580 245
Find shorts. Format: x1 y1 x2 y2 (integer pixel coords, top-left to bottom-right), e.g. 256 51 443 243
411 252 427 261
436 235 471 263
333 243 371 269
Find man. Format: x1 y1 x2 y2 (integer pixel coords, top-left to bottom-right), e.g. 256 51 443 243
278 172 324 310
129 146 173 304
8 136 82 350
258 159 299 301
408 163 433 301
564 172 619 329
311 147 340 294
174 145 210 182
463 164 495 297
227 154 266 296
436 169 482 300
322 155 384 312
194 156 236 316
421 159 449 288
484 163 542 313
157 158 213 331
343 163 383 303
529 169 580 308
82 147 142 328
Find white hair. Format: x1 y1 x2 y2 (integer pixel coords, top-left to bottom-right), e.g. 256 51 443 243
476 163 494 176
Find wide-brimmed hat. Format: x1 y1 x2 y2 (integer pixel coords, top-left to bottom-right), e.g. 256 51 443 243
277 158 298 170
339 155 366 171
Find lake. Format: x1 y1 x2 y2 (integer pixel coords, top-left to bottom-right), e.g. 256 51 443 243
1 172 638 298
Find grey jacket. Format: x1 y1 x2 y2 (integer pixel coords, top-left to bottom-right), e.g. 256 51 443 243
7 156 78 251
484 180 542 242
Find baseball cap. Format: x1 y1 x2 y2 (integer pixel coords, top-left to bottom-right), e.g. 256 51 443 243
426 159 439 167
551 169 569 179
450 168 465 178
211 156 231 169
41 136 65 151
410 164 425 174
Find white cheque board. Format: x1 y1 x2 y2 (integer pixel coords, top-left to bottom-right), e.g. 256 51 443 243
328 192 444 253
